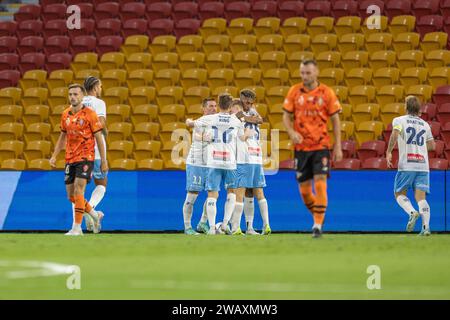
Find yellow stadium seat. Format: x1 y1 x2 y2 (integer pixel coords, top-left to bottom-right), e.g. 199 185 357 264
47 87 68 109
156 86 183 107
0 105 22 125
159 122 187 143
0 87 22 106
47 70 73 91
348 85 376 106
234 68 262 88
149 35 176 56
203 35 230 55
361 16 388 37
429 67 450 90
243 86 265 103
399 67 428 90
338 33 365 54
424 50 450 71
283 34 310 56
186 104 203 119
307 17 334 37
265 86 289 106
332 86 349 103
131 104 158 125
280 17 307 38
420 32 448 55
289 69 301 86
49 104 66 127
319 68 345 86
24 140 51 163
392 32 420 54
152 52 179 73
181 68 208 89
232 51 259 71
376 85 405 106
212 86 238 97
74 69 100 84
267 103 283 127
23 105 49 127
355 121 384 146
103 87 129 106
134 140 161 161
227 18 253 38
132 122 160 143
107 122 132 143
345 68 373 88
71 52 98 74
176 35 203 55
207 68 234 90
97 52 125 74
183 86 210 106
340 103 352 120
230 35 256 56
341 51 369 73
278 140 294 162
19 70 47 91
107 104 130 124
128 86 156 108
22 88 48 107
102 69 127 90
365 33 393 52
111 159 136 170
153 69 181 91
1 158 26 170
316 51 342 70
158 104 185 124
397 50 424 72
271 122 288 140
121 35 149 57
351 103 380 128
127 69 154 90
254 17 280 38
380 103 405 127
179 52 206 72
199 18 227 39
107 140 134 163
286 51 314 73
311 34 337 54
259 51 286 72
388 15 416 37
256 34 283 55
254 103 268 119
262 68 289 89
334 16 361 37
205 51 232 72
369 50 397 71
137 158 163 170
406 85 433 103
125 52 152 73
0 140 23 162
28 159 51 170
372 67 400 89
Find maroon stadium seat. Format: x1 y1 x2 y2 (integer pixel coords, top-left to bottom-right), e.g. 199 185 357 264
279 159 295 169
95 19 122 38
122 19 148 38
428 121 441 139
433 85 450 107
68 19 95 42
46 53 73 73
440 0 450 19
148 19 174 40
146 2 172 21
19 53 46 74
16 20 43 40
199 2 225 21
97 35 123 56
0 53 19 71
385 0 412 20
17 36 44 57
305 1 331 21
251 1 278 20
173 2 199 22
383 123 393 144
278 1 305 21
420 103 437 121
120 2 146 22
224 2 252 21
428 139 445 158
71 3 94 19
436 103 450 126
198 0 220 6
445 144 450 160
174 19 202 39
0 21 17 37
332 0 358 19
412 0 440 20
429 158 449 169
362 157 388 169
41 0 61 6
43 20 68 40
441 122 450 146
357 140 386 163
333 158 361 170
416 15 443 37
359 0 385 19
14 5 41 23
71 35 97 55
94 2 120 21
42 4 67 23
444 16 450 36
0 70 20 89
341 140 356 158
44 36 70 56
0 37 18 54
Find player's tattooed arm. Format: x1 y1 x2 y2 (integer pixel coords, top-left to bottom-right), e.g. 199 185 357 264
49 132 66 167
331 113 343 162
386 129 399 168
99 116 108 136
235 111 263 124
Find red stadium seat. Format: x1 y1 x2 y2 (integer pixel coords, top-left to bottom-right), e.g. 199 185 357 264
146 2 172 21
76 3 94 19
19 53 46 75
433 85 450 107
97 36 123 56
224 1 252 21
44 36 70 56
67 19 95 42
148 19 174 40
412 0 440 20
416 15 444 38
341 140 356 158
442 122 450 146
429 121 441 138
333 158 361 170
41 0 61 6
199 2 225 21
95 19 122 38
0 21 17 37
362 157 388 170
251 1 278 20
0 37 18 54
385 0 412 20
445 16 450 37
436 103 450 126
120 2 146 22
420 103 437 121
0 53 19 72
16 20 43 40
173 2 199 22
428 139 445 158
443 0 450 19
43 20 68 40
357 140 386 163
17 36 44 57
383 123 393 143
94 2 120 21
46 53 73 73
332 0 358 19
278 1 305 21
174 19 202 39
71 35 97 56
122 19 148 38
304 1 331 21
42 4 67 23
14 4 41 23
0 70 20 89
359 0 385 19
429 158 449 169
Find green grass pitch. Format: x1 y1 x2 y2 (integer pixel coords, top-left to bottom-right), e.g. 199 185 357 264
0 233 449 299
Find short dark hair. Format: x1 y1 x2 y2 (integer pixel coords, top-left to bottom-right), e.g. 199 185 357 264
68 83 86 95
406 96 421 116
202 97 215 107
232 98 243 108
301 59 318 67
239 89 256 101
84 76 100 92
218 94 233 110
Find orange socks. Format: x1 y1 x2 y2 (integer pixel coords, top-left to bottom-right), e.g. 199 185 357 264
73 195 85 224
299 183 316 215
313 179 328 226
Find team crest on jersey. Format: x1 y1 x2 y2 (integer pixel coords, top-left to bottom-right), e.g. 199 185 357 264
297 96 305 106
79 119 84 126
66 118 70 126
317 97 324 107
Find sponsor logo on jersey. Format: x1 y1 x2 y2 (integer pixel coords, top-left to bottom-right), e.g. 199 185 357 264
248 146 261 156
213 150 230 161
407 153 425 163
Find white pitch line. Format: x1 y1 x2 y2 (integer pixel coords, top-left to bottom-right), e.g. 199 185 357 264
0 260 77 279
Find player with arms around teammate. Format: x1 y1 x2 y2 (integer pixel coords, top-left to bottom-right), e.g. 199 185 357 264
81 76 108 231
386 96 435 236
282 59 343 238
183 98 217 235
50 84 108 236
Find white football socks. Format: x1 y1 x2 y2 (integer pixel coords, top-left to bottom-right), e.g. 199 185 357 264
231 202 244 232
89 185 106 209
182 193 198 229
244 196 255 230
199 199 208 224
223 193 236 226
396 195 417 216
206 197 217 230
258 198 269 227
418 200 430 230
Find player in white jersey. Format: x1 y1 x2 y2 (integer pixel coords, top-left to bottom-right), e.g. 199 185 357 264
386 96 435 236
187 94 251 235
182 98 217 235
81 76 108 232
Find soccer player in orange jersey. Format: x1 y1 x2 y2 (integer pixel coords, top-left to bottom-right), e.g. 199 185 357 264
49 84 108 236
282 59 343 238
